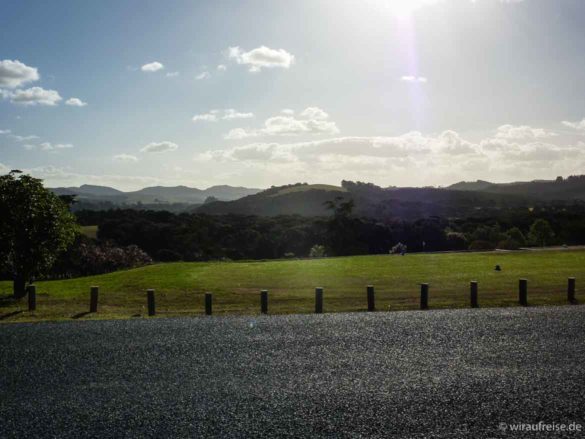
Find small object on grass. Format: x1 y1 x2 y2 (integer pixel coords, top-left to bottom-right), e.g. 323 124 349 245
495 264 502 271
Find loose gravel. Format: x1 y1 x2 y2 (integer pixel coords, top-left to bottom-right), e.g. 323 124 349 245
1 306 585 438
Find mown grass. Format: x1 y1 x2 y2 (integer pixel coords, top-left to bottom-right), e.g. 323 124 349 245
0 250 583 323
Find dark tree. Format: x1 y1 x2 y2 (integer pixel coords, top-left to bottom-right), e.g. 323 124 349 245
0 171 77 298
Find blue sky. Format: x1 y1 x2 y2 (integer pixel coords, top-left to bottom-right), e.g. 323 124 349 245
1 0 585 190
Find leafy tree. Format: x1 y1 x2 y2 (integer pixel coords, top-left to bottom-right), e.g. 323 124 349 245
0 171 77 298
529 219 554 247
505 227 526 246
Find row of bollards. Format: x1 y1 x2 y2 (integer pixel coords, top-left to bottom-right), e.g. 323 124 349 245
23 277 579 315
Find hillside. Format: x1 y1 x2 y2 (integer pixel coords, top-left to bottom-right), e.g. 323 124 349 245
196 181 533 219
447 175 585 201
1 249 583 322
49 184 262 207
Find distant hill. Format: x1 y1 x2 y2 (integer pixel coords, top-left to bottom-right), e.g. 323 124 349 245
196 181 534 219
447 175 585 201
49 184 262 208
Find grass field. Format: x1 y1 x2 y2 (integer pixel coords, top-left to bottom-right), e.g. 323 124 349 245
1 249 583 323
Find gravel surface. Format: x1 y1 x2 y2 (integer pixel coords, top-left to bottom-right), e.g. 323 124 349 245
1 306 585 438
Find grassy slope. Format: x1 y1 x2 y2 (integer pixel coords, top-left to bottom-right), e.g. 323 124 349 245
1 250 583 322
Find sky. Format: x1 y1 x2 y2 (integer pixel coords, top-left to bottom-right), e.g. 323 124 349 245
1 0 585 190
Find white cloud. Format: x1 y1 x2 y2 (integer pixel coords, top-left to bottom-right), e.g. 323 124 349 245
5 87 62 106
216 64 227 71
223 109 254 120
40 142 74 151
281 109 294 115
65 97 88 107
401 75 427 83
9 134 39 142
21 144 36 150
228 46 295 72
196 71 210 80
113 153 139 162
0 163 9 174
0 60 39 88
224 107 338 139
141 62 164 72
562 118 585 131
192 111 219 122
193 109 254 123
196 122 585 186
140 141 178 153
495 124 554 140
165 71 179 77
300 107 329 120
0 129 11 134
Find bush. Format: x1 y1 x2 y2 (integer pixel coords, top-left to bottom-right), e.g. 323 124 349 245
309 245 326 258
496 239 521 250
50 237 152 278
390 242 407 254
468 240 495 251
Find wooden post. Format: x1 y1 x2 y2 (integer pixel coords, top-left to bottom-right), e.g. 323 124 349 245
90 286 99 313
315 287 323 314
260 290 268 314
27 285 36 312
519 279 528 306
367 285 375 312
205 292 212 315
568 277 576 303
470 281 478 308
420 283 429 310
147 289 155 316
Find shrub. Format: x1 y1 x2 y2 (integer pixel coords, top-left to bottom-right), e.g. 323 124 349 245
496 239 521 250
309 245 326 258
468 240 495 251
390 242 407 254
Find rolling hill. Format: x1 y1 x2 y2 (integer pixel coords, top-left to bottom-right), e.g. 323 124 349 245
448 175 585 200
50 184 262 206
196 181 534 219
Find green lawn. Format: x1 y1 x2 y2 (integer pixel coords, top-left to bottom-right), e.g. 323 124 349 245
1 250 583 323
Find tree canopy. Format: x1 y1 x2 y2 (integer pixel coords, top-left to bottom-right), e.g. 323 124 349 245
0 171 77 297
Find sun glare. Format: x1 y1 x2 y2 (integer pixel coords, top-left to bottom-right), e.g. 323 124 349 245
382 0 441 17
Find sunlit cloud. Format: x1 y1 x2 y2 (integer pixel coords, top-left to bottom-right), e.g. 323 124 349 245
401 75 427 83
65 97 88 107
141 61 164 72
140 141 178 153
113 153 139 162
228 46 294 72
562 118 585 131
0 59 39 88
196 71 210 80
4 87 62 106
224 107 338 139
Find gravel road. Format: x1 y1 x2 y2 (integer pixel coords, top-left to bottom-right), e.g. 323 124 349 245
1 306 584 438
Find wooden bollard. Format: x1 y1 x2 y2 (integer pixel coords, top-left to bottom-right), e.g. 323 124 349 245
420 283 429 310
470 281 478 308
90 286 99 313
205 292 212 315
568 277 576 303
27 285 36 312
147 289 155 316
260 290 268 314
315 287 323 314
519 279 528 306
367 285 375 312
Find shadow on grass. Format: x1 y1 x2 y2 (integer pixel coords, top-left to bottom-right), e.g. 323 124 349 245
0 310 23 320
72 312 91 319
